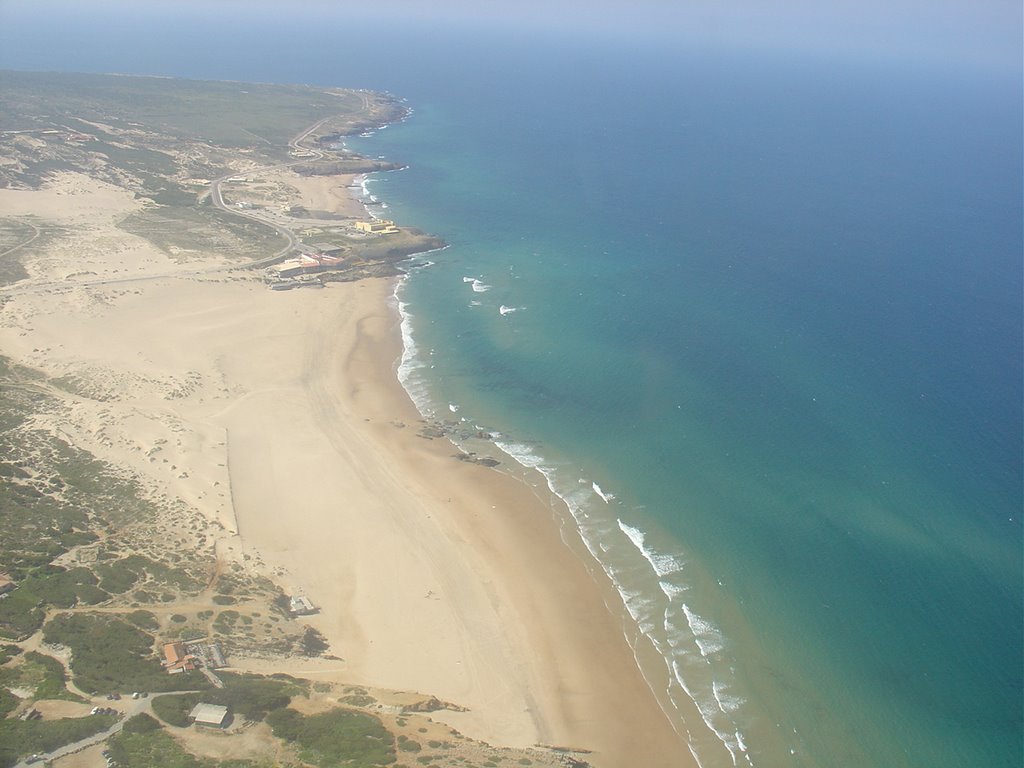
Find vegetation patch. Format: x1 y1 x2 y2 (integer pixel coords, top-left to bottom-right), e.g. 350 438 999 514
0 713 116 768
124 609 160 631
118 205 282 262
267 707 396 767
0 687 19 718
94 560 142 594
0 643 23 665
397 735 421 753
42 613 207 694
0 651 83 702
108 723 209 768
152 672 301 727
301 626 329 656
108 717 268 768
0 357 201 640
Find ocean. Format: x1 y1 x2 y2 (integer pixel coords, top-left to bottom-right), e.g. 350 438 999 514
2 9 1021 767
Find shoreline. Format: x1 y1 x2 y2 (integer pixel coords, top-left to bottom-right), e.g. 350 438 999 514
0 121 696 767
256 166 696 763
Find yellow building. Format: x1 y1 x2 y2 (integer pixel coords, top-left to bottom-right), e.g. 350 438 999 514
354 219 399 234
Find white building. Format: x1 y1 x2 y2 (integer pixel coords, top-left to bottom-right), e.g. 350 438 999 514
188 703 229 728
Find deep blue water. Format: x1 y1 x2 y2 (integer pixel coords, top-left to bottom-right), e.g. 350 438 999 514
2 9 1021 767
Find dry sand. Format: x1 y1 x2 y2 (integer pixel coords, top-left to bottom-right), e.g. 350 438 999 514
245 168 367 219
0 172 695 767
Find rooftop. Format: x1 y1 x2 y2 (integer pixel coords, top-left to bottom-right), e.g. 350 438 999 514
189 703 229 727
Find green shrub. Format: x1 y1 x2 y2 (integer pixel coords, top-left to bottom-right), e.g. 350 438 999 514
153 673 297 727
151 693 200 728
0 643 23 665
342 694 374 707
123 713 162 734
107 726 206 768
267 707 396 767
217 673 298 721
59 530 98 548
95 561 141 594
0 687 20 718
0 590 44 641
0 713 116 767
397 735 421 752
124 610 159 631
42 613 208 694
75 583 110 605
20 651 83 701
301 627 329 656
0 567 112 639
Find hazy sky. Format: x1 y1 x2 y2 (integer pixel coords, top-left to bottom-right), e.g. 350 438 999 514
1 0 1020 75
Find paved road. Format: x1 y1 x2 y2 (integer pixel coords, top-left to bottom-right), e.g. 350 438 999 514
0 110 364 298
11 691 200 768
206 115 335 269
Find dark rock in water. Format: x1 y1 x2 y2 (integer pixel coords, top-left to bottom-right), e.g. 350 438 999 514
453 452 500 467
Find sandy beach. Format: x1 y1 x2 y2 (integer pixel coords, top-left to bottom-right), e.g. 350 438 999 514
0 172 695 767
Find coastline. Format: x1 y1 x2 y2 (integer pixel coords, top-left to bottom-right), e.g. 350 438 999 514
231 167 697 764
0 162 694 765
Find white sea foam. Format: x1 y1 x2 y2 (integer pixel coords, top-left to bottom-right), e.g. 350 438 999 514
660 580 690 601
448 403 459 413
391 279 435 418
492 439 549 471
390 284 753 768
592 482 616 503
712 681 745 715
736 731 749 755
682 603 725 658
618 520 686 579
487 442 755 767
674 659 754 767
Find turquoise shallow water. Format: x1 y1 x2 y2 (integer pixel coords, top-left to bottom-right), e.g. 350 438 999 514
2 11 1021 767
348 51 1023 768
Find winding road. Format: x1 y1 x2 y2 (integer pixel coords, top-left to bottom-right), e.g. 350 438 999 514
0 111 363 298
206 115 336 269
11 690 201 768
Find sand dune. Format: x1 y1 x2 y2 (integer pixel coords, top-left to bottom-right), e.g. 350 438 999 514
0 171 693 767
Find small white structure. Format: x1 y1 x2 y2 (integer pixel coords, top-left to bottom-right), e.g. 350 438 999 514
289 595 316 616
353 219 399 234
188 703 229 728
